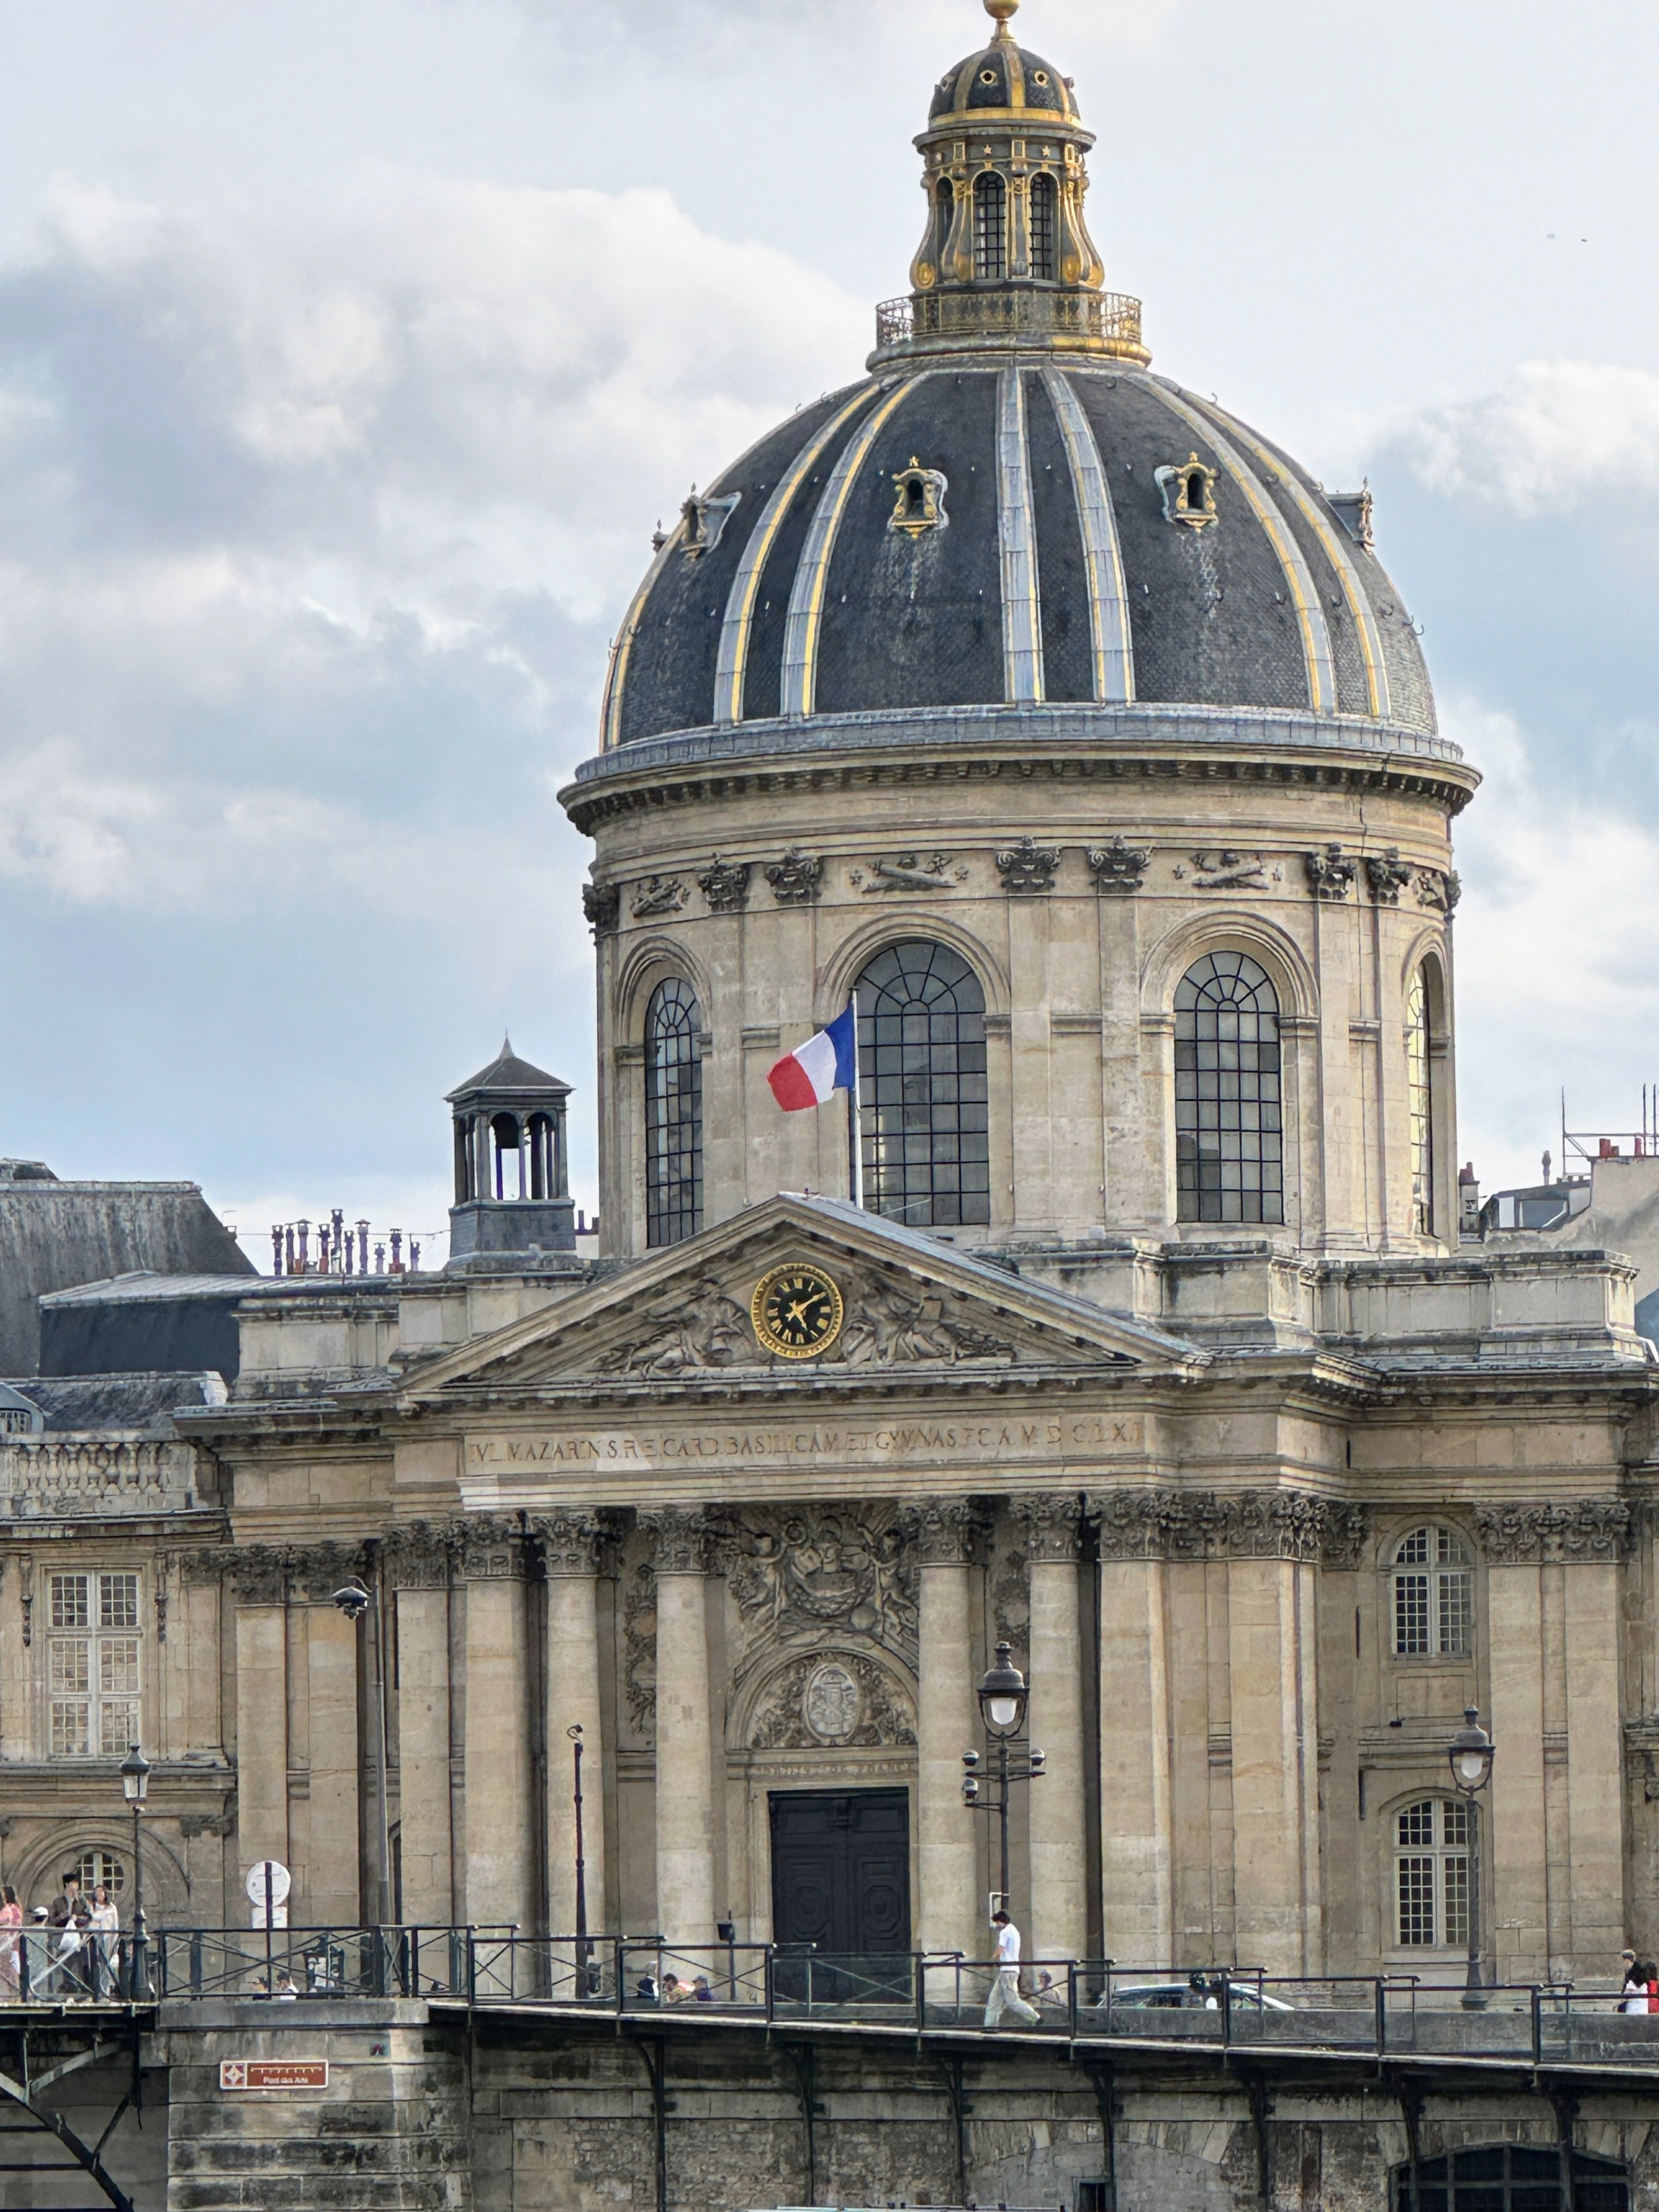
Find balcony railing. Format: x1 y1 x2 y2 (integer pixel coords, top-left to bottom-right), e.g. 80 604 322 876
14 1930 1659 2068
874 288 1147 361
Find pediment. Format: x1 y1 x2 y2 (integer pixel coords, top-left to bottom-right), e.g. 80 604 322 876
399 1194 1203 1402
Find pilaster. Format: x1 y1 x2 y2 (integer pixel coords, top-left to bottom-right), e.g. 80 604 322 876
905 1497 983 1960
1014 1493 1086 1961
457 1515 532 1930
537 1511 608 1942
386 1521 456 1927
641 1507 718 1944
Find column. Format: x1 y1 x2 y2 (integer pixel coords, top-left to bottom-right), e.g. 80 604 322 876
1095 1505 1172 1967
293 1546 362 1928
1014 1494 1087 1962
230 1548 290 1892
643 1508 717 1944
910 1499 982 1961
459 1516 532 1930
388 1522 454 1928
1227 1548 1319 1976
1480 1519 1549 1984
537 1513 607 1940
1564 1551 1624 1974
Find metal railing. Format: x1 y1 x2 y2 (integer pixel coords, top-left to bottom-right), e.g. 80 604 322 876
874 289 1146 358
13 1934 1659 2066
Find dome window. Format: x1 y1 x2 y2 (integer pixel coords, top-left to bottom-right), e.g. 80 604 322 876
1156 453 1218 530
1032 69 1050 85
679 486 741 559
974 172 1007 280
979 67 998 83
890 458 950 538
1029 174 1057 279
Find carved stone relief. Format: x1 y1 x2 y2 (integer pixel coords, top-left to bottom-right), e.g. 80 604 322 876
384 1521 454 1591
1190 850 1268 891
766 848 824 905
848 854 966 894
1363 849 1414 906
697 856 752 914
642 1506 710 1576
582 882 620 938
631 876 687 920
456 1516 526 1582
1013 1491 1085 1561
533 1510 604 1578
622 1561 657 1741
900 1497 986 1567
598 1278 755 1376
1416 867 1462 914
1090 1488 1366 1565
839 1281 1014 1366
1087 836 1151 894
1474 1499 1630 1564
995 835 1059 895
747 1650 916 1750
1305 844 1358 902
726 1509 917 1674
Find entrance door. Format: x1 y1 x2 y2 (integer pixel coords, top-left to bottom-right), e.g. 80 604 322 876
769 1789 911 2004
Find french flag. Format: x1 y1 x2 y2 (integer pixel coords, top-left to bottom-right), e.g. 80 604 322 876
767 1005 857 1112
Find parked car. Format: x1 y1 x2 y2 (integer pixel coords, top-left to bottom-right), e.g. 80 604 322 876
1100 1977 1295 2013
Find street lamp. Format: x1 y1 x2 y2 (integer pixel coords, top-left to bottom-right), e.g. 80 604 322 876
1447 1706 1496 2011
120 1742 151 2001
334 1573 393 1926
567 1724 594 1997
963 1643 1046 1923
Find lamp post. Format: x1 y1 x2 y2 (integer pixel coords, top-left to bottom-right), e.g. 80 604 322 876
1447 1706 1496 2011
120 1742 150 2001
568 1724 592 1997
962 1643 1046 1921
334 1573 393 1926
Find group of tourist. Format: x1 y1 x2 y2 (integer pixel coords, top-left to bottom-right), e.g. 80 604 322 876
1620 1950 1659 2012
0 1872 126 1999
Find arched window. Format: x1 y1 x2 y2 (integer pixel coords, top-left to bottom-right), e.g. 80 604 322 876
855 939 989 1229
1029 174 1057 279
1174 952 1283 1224
1393 2145 1629 2212
490 1111 524 1200
1392 1525 1471 1657
937 177 957 257
1408 963 1434 1235
974 173 1007 281
645 977 703 1249
1394 1796 1469 1948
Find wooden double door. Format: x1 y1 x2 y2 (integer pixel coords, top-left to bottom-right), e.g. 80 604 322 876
768 1788 911 2000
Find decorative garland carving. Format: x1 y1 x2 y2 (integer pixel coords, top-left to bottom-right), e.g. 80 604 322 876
1087 836 1151 894
1473 1499 1631 1564
995 834 1059 895
726 1510 916 1672
1090 1489 1366 1564
697 856 752 914
747 1650 916 1751
622 1562 657 1738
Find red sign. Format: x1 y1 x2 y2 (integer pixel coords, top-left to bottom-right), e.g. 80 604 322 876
219 2061 329 2092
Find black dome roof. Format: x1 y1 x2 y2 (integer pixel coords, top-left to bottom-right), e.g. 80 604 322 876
928 41 1078 121
603 363 1435 749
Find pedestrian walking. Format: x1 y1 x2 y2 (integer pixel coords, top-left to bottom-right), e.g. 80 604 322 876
46 1873 90 1998
87 1886 120 1999
0 1887 20 1999
983 1910 1039 2029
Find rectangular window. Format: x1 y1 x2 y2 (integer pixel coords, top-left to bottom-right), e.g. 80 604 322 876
1397 1856 1436 1946
1443 1853 1470 1948
1439 1571 1472 1656
1395 1572 1430 1656
47 1571 142 1758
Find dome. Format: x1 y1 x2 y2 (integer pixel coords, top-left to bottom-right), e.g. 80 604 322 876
602 364 1436 748
928 39 1079 123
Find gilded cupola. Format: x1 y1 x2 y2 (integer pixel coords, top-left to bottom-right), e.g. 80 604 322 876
885 0 1147 366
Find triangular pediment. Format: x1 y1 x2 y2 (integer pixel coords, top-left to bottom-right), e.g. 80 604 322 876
397 1193 1205 1402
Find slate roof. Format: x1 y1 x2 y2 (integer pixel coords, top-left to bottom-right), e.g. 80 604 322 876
604 366 1438 748
0 1370 226 1432
447 1037 573 1102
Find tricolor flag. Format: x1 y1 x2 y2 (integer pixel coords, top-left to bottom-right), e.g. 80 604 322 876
766 1005 857 1112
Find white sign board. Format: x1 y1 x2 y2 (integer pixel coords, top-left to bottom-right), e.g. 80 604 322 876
247 1859 292 1929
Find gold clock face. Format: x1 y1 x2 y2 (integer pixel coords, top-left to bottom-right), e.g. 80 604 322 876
751 1262 845 1360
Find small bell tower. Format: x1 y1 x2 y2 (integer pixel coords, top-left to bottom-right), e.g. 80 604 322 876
446 1039 576 1265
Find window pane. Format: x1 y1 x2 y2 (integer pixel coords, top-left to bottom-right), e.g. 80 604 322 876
974 173 1007 281
1439 1571 1472 1656
1398 1856 1436 1945
51 1701 90 1757
1397 1801 1434 1848
51 1574 89 1630
1442 1799 1469 1847
100 1700 141 1757
1395 1573 1430 1655
1443 1853 1469 1947
1396 1527 1430 1567
1174 953 1283 1224
645 978 702 1249
857 941 989 1230
50 1640 90 1694
101 1638 141 1695
99 1573 139 1630
78 1851 127 1897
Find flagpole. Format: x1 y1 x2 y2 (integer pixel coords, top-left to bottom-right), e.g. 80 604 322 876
847 993 862 1210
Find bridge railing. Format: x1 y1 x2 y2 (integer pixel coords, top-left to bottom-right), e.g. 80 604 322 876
28 1932 1659 2066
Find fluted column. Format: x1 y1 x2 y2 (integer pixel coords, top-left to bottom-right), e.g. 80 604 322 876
642 1508 717 1944
228 1549 292 1907
459 1516 532 1930
908 1499 982 1961
1014 1494 1087 1963
537 1512 607 1939
387 1522 456 1928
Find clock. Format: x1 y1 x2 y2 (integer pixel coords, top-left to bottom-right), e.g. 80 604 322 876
751 1262 846 1360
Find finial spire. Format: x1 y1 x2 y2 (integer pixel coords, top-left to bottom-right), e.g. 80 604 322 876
983 0 1019 34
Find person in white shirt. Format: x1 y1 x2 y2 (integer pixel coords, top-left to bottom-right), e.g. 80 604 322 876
984 1910 1039 2028
86 1888 120 1999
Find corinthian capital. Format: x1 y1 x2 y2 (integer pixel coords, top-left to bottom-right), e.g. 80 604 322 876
1012 1492 1084 1563
224 1545 288 1605
640 1506 710 1575
385 1520 456 1590
899 1497 983 1566
533 1510 605 1578
1474 1498 1631 1565
456 1514 528 1581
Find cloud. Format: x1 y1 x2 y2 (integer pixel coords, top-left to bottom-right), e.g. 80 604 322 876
1390 359 1659 518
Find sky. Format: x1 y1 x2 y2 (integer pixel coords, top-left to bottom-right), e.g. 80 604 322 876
0 0 1656 1259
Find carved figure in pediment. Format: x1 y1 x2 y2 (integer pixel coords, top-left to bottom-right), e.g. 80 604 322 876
728 1510 917 1670
839 1280 1014 1365
745 1649 916 1750
598 1275 755 1376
